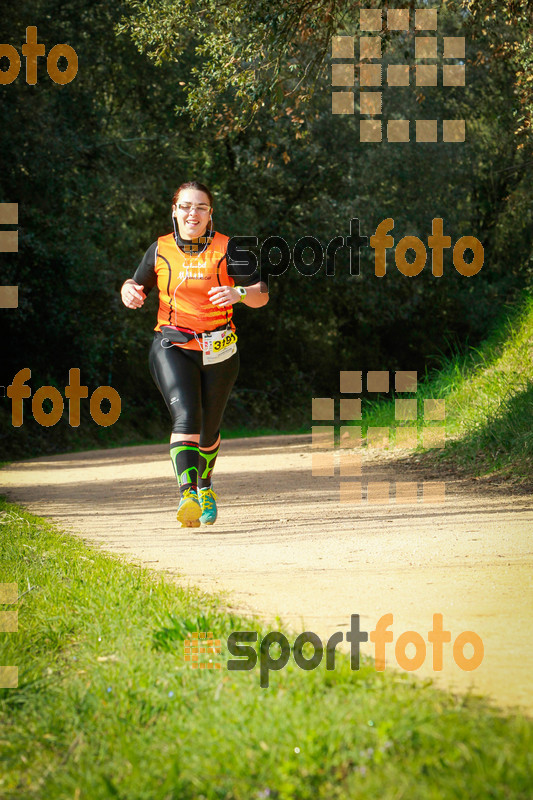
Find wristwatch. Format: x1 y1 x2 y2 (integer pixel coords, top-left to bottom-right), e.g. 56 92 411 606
235 286 247 302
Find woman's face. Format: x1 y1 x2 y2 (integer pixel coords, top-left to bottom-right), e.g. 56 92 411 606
173 188 212 239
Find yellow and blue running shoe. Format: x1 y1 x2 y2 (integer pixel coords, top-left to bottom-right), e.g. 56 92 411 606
177 488 202 526
199 486 218 525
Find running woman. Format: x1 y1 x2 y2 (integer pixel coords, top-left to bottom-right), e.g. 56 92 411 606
121 181 268 526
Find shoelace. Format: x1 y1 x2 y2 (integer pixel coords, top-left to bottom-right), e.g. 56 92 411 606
200 489 217 509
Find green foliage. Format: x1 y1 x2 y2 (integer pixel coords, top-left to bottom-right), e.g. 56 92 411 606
152 612 236 651
119 0 338 129
120 0 533 140
0 0 531 460
1 498 533 799
457 0 533 137
434 292 533 479
362 292 533 481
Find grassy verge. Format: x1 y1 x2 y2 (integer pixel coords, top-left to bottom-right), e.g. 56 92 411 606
0 426 308 470
0 498 532 800
361 293 533 483
221 425 308 439
123 426 310 446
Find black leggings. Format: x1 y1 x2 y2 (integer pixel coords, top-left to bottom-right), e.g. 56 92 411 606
149 332 239 446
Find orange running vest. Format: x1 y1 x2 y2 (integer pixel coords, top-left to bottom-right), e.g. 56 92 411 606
154 231 235 351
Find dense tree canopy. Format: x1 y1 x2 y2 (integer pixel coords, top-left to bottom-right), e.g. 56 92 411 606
1 0 531 458
121 0 533 136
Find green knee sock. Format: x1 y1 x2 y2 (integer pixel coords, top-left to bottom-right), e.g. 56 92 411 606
198 443 220 489
169 440 199 496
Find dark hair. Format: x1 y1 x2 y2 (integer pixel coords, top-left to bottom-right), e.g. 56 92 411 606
172 181 213 207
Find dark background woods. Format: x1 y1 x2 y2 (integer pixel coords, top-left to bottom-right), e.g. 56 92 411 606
1 0 531 458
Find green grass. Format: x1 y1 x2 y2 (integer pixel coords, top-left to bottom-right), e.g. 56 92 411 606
138 426 309 445
0 427 308 470
1 498 532 800
220 425 309 439
361 293 533 483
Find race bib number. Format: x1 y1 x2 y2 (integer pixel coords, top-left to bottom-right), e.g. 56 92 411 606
201 329 238 365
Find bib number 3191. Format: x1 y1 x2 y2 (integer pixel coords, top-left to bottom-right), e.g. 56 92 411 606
202 330 238 365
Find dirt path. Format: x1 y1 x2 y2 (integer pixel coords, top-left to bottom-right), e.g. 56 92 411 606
2 435 532 713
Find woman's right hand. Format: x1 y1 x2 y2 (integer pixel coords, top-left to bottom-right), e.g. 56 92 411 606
121 280 146 309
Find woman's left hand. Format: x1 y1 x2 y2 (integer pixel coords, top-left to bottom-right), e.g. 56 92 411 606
208 285 241 308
